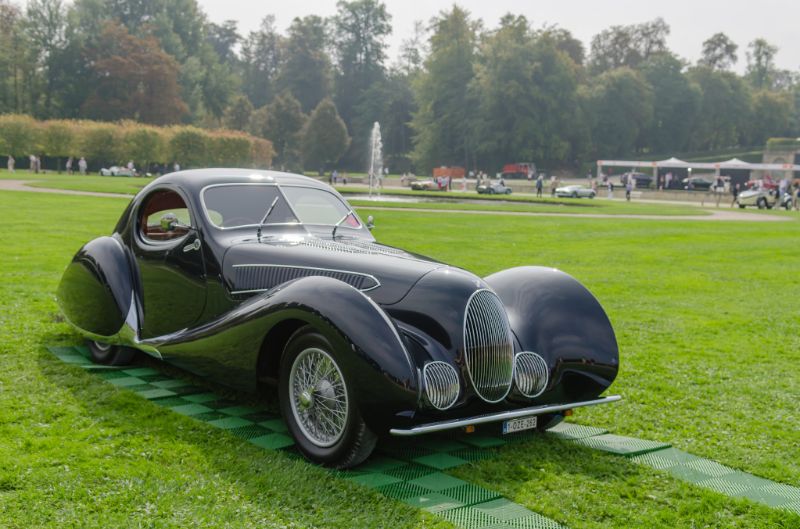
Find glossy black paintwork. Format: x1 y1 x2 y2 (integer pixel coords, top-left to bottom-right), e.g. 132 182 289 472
57 168 619 433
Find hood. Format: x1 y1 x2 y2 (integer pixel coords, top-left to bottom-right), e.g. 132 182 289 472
222 236 446 304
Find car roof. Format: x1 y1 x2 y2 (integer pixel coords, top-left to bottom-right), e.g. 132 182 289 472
141 168 330 196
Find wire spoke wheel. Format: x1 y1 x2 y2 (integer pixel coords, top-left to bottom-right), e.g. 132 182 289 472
288 347 349 448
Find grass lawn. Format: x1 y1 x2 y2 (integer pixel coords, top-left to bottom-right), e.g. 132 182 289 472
1 189 798 528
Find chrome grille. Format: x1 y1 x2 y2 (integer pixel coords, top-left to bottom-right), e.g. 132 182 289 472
423 361 460 410
514 352 549 398
232 265 379 293
463 289 514 403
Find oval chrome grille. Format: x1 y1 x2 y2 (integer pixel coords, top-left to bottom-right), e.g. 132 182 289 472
423 361 460 410
514 352 549 398
463 289 514 403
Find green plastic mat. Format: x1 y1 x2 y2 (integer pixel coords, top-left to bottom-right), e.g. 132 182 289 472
47 345 566 529
48 345 800 520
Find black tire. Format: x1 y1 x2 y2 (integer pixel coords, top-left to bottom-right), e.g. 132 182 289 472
279 326 376 468
757 197 766 209
785 201 792 211
738 203 746 209
488 188 495 195
88 340 136 366
571 192 578 198
505 188 512 194
589 193 595 199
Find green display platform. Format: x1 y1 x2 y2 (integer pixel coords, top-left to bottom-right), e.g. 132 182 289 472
48 345 800 520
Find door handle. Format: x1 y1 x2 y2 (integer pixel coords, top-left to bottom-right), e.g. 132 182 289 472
183 239 201 253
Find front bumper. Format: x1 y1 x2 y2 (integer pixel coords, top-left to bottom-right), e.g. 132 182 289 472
389 395 621 436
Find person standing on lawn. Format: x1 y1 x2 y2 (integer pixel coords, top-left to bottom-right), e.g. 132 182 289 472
78 157 87 175
6 156 14 172
65 157 73 174
625 179 633 201
535 174 543 197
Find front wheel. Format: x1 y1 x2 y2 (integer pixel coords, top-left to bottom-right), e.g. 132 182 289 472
279 326 376 468
757 198 767 209
738 203 746 209
88 340 136 365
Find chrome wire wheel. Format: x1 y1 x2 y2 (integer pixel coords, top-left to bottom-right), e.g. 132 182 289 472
288 347 349 448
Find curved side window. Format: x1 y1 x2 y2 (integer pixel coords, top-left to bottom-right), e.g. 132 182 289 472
139 189 191 242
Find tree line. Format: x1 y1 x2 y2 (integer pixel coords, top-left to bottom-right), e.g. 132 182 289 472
0 114 273 171
1 0 798 174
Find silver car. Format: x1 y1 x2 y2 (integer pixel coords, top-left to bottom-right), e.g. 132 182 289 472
555 184 596 198
737 188 792 210
477 180 512 194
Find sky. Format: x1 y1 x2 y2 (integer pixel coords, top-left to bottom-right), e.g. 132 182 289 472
198 0 800 74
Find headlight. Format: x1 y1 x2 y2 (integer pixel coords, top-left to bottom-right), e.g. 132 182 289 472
514 352 549 398
423 361 460 410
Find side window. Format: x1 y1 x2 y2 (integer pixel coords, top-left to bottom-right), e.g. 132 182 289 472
139 189 191 242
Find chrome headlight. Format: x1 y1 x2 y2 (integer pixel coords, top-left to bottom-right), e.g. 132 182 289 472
423 361 460 410
514 351 549 398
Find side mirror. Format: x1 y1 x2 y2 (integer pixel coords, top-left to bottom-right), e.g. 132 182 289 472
160 212 178 232
366 215 375 231
160 212 191 232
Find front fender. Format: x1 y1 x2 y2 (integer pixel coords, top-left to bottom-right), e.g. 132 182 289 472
148 276 420 430
485 266 619 403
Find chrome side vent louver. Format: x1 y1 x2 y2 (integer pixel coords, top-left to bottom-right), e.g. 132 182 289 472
514 351 549 398
423 361 460 410
463 289 514 403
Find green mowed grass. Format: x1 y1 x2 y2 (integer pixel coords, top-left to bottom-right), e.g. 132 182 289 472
1 189 798 528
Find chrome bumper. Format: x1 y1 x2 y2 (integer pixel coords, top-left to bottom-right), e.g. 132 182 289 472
389 395 621 436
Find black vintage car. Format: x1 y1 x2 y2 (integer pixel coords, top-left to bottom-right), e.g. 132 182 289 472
58 169 620 467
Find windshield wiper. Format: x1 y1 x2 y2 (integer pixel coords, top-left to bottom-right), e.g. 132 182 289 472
257 196 280 241
331 210 356 239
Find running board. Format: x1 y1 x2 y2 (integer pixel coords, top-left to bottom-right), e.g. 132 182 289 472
389 395 622 436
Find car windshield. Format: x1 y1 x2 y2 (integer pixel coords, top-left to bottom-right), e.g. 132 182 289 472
202 184 359 229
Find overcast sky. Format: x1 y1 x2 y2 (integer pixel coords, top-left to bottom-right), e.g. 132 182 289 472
198 0 800 73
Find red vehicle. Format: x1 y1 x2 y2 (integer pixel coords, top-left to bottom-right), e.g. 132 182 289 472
432 166 465 179
501 162 537 179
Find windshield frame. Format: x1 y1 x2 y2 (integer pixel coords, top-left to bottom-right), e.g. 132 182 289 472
200 183 362 232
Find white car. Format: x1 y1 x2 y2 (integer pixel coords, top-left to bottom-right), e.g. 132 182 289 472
99 166 135 177
736 188 792 210
477 180 512 194
555 185 596 198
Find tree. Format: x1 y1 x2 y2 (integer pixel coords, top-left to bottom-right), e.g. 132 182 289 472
539 26 584 66
122 124 166 171
277 16 332 112
241 15 284 108
588 18 670 74
302 98 350 169
699 32 738 70
638 53 701 153
332 0 392 125
746 90 794 145
410 6 480 172
264 91 307 170
746 38 778 90
206 20 240 65
224 95 254 131
584 68 654 157
471 16 582 168
687 66 752 150
248 105 270 138
168 126 209 167
24 0 68 116
83 21 188 124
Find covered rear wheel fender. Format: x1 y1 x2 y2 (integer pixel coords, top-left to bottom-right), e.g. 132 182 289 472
279 325 376 468
88 340 136 366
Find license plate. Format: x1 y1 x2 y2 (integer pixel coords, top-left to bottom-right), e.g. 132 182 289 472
502 416 537 434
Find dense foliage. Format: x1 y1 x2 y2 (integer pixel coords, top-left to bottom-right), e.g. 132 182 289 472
0 114 273 169
0 0 798 173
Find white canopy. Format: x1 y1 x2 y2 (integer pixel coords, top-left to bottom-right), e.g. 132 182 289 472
597 158 800 172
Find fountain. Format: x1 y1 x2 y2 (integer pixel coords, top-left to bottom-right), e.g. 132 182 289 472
368 122 383 198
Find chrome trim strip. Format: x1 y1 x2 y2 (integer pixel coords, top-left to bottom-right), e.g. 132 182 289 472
389 395 622 436
230 263 381 293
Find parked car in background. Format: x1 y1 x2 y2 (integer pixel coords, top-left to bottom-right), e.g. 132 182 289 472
57 169 621 468
736 187 793 209
477 180 512 194
100 166 135 177
555 184 596 198
619 172 652 188
682 176 714 190
410 178 446 191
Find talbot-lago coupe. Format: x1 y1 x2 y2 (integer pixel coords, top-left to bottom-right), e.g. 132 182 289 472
58 169 620 468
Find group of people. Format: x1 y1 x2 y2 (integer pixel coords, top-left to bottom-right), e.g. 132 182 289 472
5 155 88 174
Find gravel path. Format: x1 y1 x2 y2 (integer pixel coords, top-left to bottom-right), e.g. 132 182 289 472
1 179 791 222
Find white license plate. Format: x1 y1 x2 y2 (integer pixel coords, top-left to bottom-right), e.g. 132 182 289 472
502 416 537 434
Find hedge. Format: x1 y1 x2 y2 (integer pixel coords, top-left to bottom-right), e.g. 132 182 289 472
0 114 273 169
